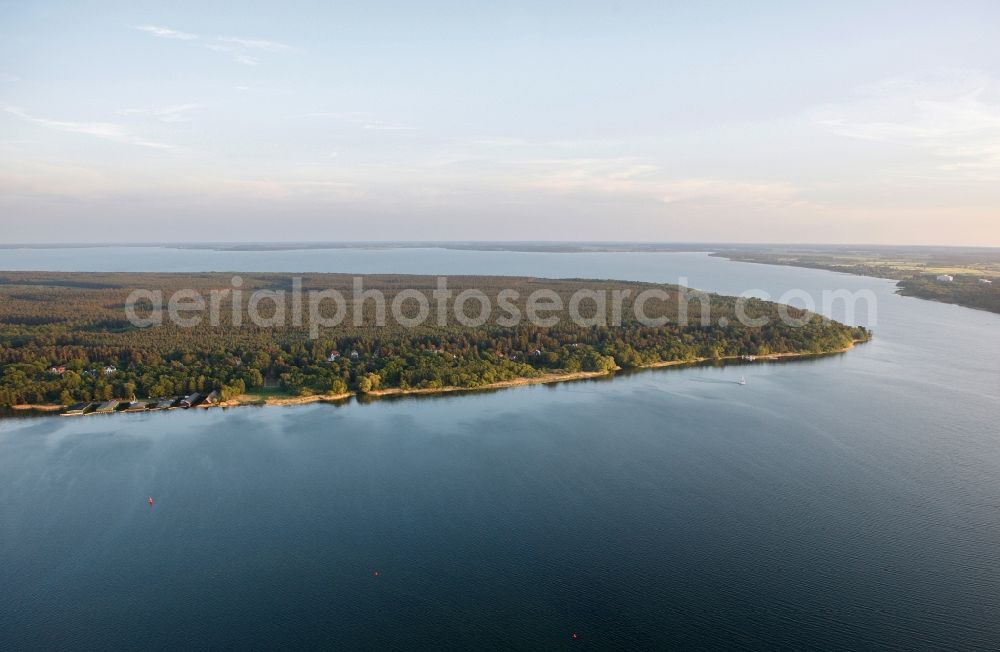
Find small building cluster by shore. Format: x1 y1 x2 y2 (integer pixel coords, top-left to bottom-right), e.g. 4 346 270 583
61 390 220 417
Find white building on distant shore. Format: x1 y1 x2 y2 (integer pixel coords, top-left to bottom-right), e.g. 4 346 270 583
936 274 954 282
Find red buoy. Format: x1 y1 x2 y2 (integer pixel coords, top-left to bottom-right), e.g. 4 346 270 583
373 570 379 577
572 632 578 640
147 496 154 506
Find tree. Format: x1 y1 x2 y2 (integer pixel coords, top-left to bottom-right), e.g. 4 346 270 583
357 372 381 393
220 379 246 401
96 383 113 401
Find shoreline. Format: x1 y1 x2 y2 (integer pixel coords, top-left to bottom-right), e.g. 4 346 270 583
636 339 860 370
364 369 614 398
10 403 65 412
709 252 1000 315
8 340 866 416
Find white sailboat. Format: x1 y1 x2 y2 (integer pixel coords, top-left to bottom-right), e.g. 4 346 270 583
738 376 746 385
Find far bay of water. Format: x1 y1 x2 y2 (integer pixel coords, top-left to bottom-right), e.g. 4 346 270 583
1 247 999 650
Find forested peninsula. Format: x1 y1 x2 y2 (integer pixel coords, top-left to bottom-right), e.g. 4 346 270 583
0 272 869 412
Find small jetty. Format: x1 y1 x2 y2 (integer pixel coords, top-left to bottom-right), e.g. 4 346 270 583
198 390 220 407
93 399 119 414
179 392 202 408
61 401 95 416
61 396 181 416
57 392 225 417
153 397 179 410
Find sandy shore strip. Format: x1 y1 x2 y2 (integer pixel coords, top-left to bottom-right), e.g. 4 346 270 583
364 369 613 398
641 340 861 369
8 340 866 414
215 392 353 408
10 403 65 411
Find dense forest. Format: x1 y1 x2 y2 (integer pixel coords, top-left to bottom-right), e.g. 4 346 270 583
0 272 869 407
896 276 1000 313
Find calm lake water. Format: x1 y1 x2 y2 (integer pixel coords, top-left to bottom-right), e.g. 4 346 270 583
1 248 999 650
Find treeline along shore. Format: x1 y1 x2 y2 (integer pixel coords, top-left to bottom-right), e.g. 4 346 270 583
710 245 1000 314
0 272 870 412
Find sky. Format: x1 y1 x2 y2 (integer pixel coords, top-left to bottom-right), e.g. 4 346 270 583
1 0 999 245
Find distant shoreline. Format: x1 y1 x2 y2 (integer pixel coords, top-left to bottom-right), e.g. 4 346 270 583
709 251 1000 315
4 242 996 314
9 341 866 417
3 242 994 315
2 241 996 253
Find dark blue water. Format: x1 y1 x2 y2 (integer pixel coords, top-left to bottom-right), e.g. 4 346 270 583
1 249 999 649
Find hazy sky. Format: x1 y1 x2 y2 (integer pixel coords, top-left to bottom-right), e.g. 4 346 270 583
2 0 999 245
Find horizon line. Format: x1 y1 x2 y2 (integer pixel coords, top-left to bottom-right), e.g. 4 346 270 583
2 240 999 250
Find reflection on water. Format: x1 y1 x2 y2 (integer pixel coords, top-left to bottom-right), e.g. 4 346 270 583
1 250 999 649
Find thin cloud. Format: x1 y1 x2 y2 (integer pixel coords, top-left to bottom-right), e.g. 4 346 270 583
204 36 299 65
4 106 174 150
471 137 530 147
133 26 294 65
206 43 261 65
294 111 372 119
520 156 801 208
135 25 198 40
119 104 201 123
292 112 416 131
470 137 621 149
216 36 296 52
814 72 1000 175
362 122 417 131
